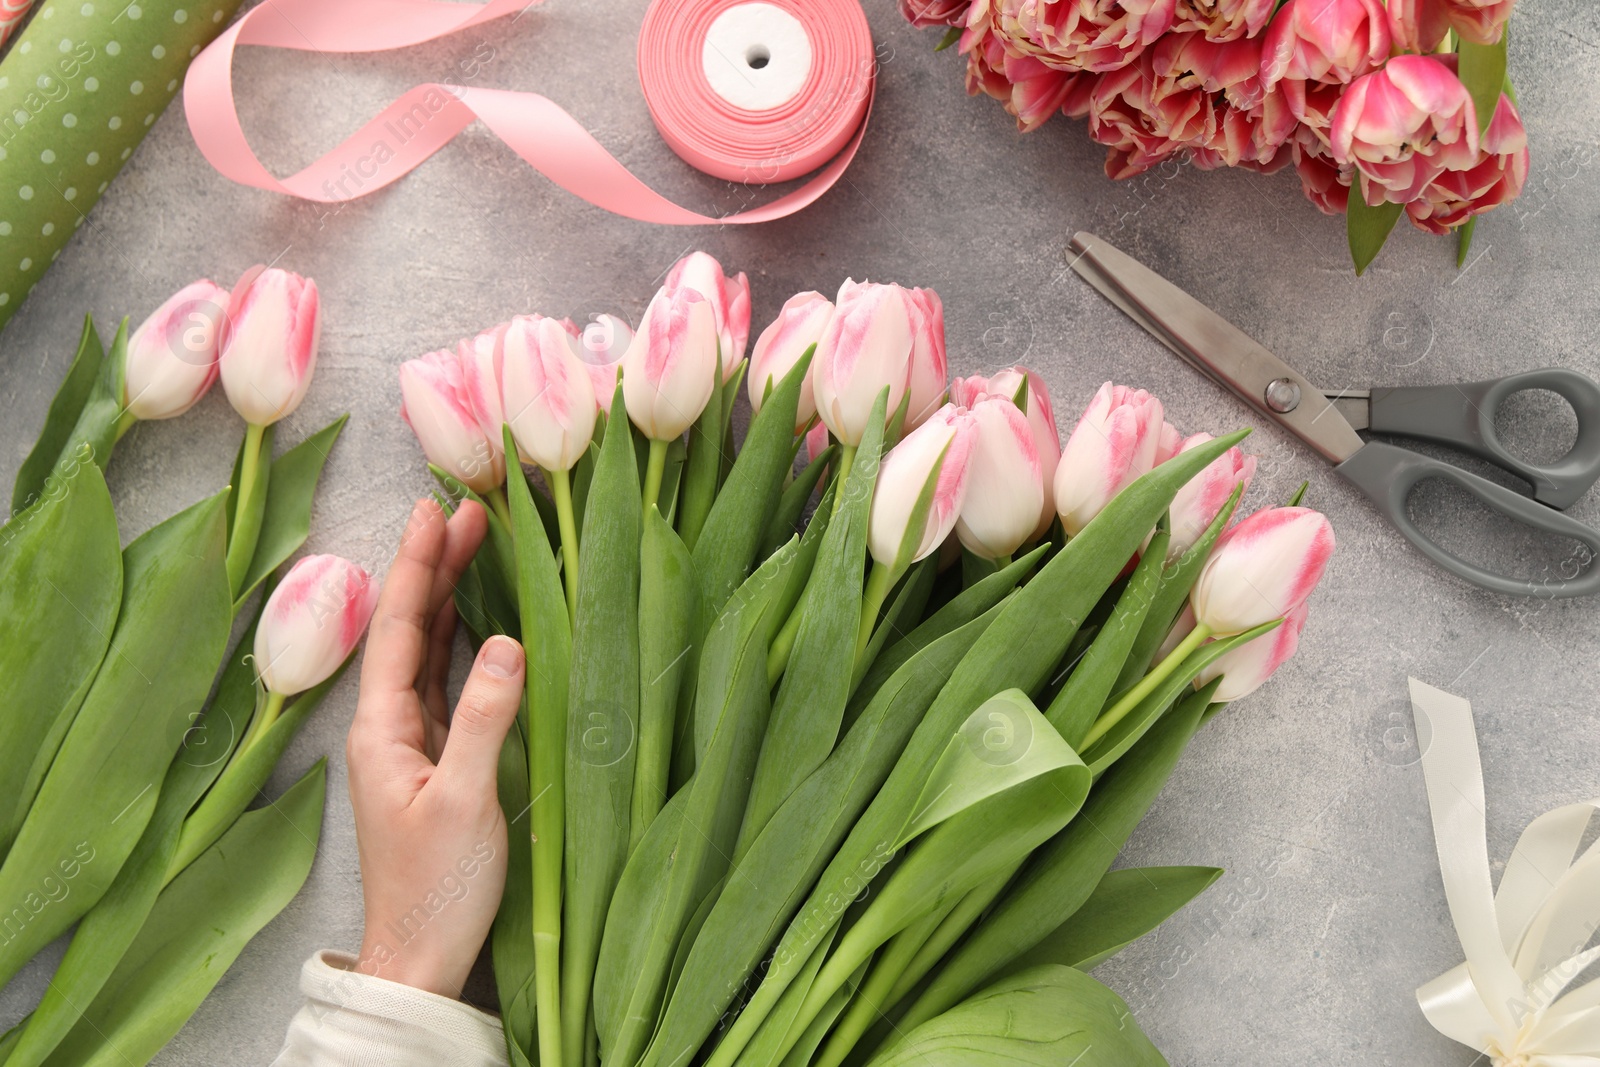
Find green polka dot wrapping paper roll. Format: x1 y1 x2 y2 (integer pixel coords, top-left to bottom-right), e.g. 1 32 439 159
0 0 242 330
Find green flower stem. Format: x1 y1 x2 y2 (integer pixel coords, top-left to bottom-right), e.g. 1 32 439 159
642 438 670 513
235 688 286 760
113 409 138 442
549 467 581 623
165 687 284 882
829 445 857 517
225 422 270 594
815 901 956 1067
854 560 897 665
1080 623 1213 749
485 486 514 529
766 590 805 686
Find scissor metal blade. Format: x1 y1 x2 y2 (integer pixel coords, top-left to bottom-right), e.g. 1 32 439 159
1069 232 1365 464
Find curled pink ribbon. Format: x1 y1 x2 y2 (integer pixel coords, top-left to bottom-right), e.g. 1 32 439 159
182 0 874 224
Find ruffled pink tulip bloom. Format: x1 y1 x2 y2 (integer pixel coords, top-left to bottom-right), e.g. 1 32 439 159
955 397 1044 561
965 20 1097 131
1292 136 1354 214
1088 53 1212 178
575 313 633 409
983 0 1177 73
1330 55 1479 206
121 279 229 421
664 251 751 383
1165 431 1257 559
400 348 505 494
622 287 720 441
1054 382 1165 535
501 314 598 471
901 0 971 27
1194 601 1309 701
1153 420 1184 465
1405 94 1529 235
1173 0 1274 42
904 288 948 431
1389 0 1511 51
812 279 916 447
1192 506 1334 635
950 366 1062 539
219 267 320 426
749 291 832 432
868 403 978 567
1259 0 1391 96
254 554 379 696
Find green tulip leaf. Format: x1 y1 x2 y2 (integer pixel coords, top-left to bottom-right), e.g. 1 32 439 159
869 965 1166 1067
677 353 728 553
9 316 104 516
0 489 231 989
633 506 697 849
736 386 884 854
897 686 1215 1031
492 719 537 1063
1347 193 1405 276
1001 865 1224 977
2 607 261 1067
562 386 642 1065
37 761 326 1067
1458 32 1508 136
593 543 794 1067
234 414 349 609
641 608 1000 1067
0 450 122 859
760 441 834 560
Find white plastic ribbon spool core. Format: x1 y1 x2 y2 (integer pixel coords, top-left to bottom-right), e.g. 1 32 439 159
700 2 813 112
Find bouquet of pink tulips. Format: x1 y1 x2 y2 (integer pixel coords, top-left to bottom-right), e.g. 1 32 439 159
401 250 1336 1067
0 270 377 1066
905 0 1526 271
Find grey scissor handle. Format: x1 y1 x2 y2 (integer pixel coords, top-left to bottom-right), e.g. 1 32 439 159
1336 442 1600 598
1367 368 1600 509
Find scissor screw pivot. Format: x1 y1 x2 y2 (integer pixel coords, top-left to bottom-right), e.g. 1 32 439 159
1265 377 1301 413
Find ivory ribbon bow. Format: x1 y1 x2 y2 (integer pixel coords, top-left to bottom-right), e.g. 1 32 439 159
1410 678 1600 1067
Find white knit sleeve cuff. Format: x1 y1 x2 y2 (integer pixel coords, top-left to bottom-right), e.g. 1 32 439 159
271 950 509 1067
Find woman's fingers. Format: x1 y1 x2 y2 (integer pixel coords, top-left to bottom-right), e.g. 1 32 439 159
436 636 525 790
358 499 448 713
425 500 487 623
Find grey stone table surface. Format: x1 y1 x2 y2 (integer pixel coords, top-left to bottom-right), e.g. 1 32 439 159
3 0 1599 1062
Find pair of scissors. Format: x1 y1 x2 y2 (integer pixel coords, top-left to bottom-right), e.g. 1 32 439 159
1068 232 1600 599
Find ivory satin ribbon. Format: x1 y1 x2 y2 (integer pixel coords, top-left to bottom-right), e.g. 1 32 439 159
1410 678 1600 1066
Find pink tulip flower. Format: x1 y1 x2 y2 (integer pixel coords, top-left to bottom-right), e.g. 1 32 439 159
1404 94 1528 235
254 554 379 696
1389 0 1511 51
1054 382 1165 535
1292 136 1353 214
1173 0 1274 42
805 421 832 466
1259 0 1391 97
501 314 598 471
812 279 917 447
457 322 510 446
949 366 1062 539
1088 53 1213 178
869 403 978 567
622 287 720 441
749 291 832 432
1166 431 1257 559
955 398 1044 561
664 251 751 383
1194 601 1309 701
901 0 970 27
1153 420 1184 465
965 20 1097 131
1330 55 1479 207
400 348 506 494
576 313 633 409
904 288 949 431
1192 506 1334 635
218 267 321 426
984 0 1178 74
121 279 229 421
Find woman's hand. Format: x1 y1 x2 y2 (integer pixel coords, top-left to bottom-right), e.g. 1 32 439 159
347 497 523 998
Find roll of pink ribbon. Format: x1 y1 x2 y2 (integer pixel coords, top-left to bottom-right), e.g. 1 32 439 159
182 0 875 224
